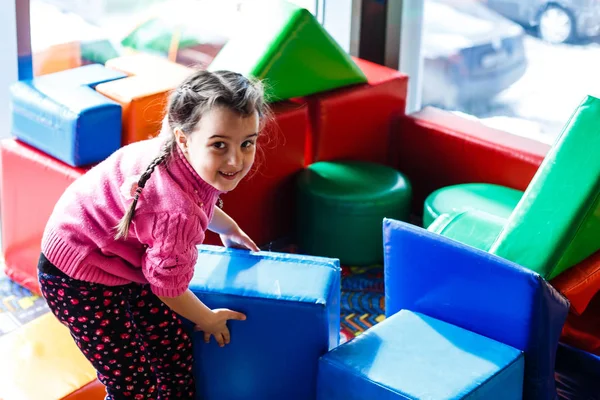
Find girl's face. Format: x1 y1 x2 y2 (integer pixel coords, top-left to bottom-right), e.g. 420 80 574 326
174 106 259 192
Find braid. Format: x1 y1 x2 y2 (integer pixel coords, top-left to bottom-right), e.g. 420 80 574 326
114 142 172 239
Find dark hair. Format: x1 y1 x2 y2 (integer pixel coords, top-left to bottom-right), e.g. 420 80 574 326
114 70 270 239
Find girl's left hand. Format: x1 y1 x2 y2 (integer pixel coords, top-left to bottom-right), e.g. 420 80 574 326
220 226 260 252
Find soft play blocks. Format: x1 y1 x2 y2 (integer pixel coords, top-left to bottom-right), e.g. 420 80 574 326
393 107 548 213
383 219 569 399
489 95 600 280
423 183 522 228
552 249 600 316
10 64 126 166
561 291 600 355
188 245 340 400
317 310 524 399
97 54 193 145
427 210 507 252
0 313 105 400
208 2 367 101
33 41 82 76
204 101 307 248
0 139 86 293
296 161 411 265
308 57 408 165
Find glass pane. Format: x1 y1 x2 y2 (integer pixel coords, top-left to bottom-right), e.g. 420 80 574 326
29 0 319 76
421 0 600 144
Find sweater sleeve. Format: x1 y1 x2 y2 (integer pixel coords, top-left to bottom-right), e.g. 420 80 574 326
134 212 205 297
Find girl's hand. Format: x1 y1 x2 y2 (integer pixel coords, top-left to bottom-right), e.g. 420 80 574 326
220 226 260 252
194 308 246 347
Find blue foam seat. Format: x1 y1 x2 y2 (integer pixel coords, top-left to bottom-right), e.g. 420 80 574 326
10 64 126 166
317 309 524 399
383 219 569 399
188 245 341 400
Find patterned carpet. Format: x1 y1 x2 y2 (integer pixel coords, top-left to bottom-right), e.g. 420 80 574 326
0 269 48 336
339 264 385 342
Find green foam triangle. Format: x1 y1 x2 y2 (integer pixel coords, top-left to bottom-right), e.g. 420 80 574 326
490 95 600 279
207 1 367 102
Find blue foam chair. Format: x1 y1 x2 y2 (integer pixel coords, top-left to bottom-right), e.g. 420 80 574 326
383 219 569 400
188 245 341 400
317 309 524 399
10 64 126 166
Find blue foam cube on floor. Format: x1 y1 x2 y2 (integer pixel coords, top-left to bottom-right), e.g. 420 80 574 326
188 245 341 400
10 64 126 166
317 310 524 399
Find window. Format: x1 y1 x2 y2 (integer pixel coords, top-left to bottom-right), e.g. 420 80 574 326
28 0 321 76
419 0 600 144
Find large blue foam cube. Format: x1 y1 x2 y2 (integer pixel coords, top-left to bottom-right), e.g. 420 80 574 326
317 310 524 399
188 245 341 400
383 218 569 399
10 64 126 166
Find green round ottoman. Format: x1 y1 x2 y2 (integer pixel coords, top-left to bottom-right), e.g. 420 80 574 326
423 183 523 228
296 161 412 266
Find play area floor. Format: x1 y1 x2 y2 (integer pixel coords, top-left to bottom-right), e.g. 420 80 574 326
0 259 385 340
0 268 48 336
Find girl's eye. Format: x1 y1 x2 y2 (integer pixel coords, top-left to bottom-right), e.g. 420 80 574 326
212 142 226 150
242 140 255 149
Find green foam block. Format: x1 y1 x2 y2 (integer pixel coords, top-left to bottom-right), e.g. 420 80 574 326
428 210 507 252
423 183 522 228
490 95 600 279
208 1 367 102
296 161 411 266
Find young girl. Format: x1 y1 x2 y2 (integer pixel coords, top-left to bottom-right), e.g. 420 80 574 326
38 69 269 399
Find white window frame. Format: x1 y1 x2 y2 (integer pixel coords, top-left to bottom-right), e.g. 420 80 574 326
321 0 362 56
321 0 425 113
0 0 20 140
385 0 425 114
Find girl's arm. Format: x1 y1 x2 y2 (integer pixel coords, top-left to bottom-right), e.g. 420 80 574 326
209 206 260 251
158 289 214 326
208 206 237 235
159 289 246 347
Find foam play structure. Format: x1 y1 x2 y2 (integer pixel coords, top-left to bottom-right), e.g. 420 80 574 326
0 140 85 293
2 0 600 398
296 161 411 265
426 96 600 280
9 64 126 166
0 313 105 399
189 246 340 399
207 1 367 102
384 219 568 398
318 309 525 399
0 240 538 400
97 53 194 145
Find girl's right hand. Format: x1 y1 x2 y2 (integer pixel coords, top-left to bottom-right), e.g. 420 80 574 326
195 308 246 347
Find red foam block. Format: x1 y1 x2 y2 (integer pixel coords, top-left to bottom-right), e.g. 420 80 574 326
306 57 408 164
392 107 550 213
552 250 600 316
561 291 600 356
1 139 87 293
205 101 308 247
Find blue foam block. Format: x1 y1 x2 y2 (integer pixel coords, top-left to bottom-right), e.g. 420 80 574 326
188 245 341 400
318 309 524 399
10 64 126 166
383 219 569 400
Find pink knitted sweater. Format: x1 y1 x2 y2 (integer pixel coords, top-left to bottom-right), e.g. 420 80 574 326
41 137 221 297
